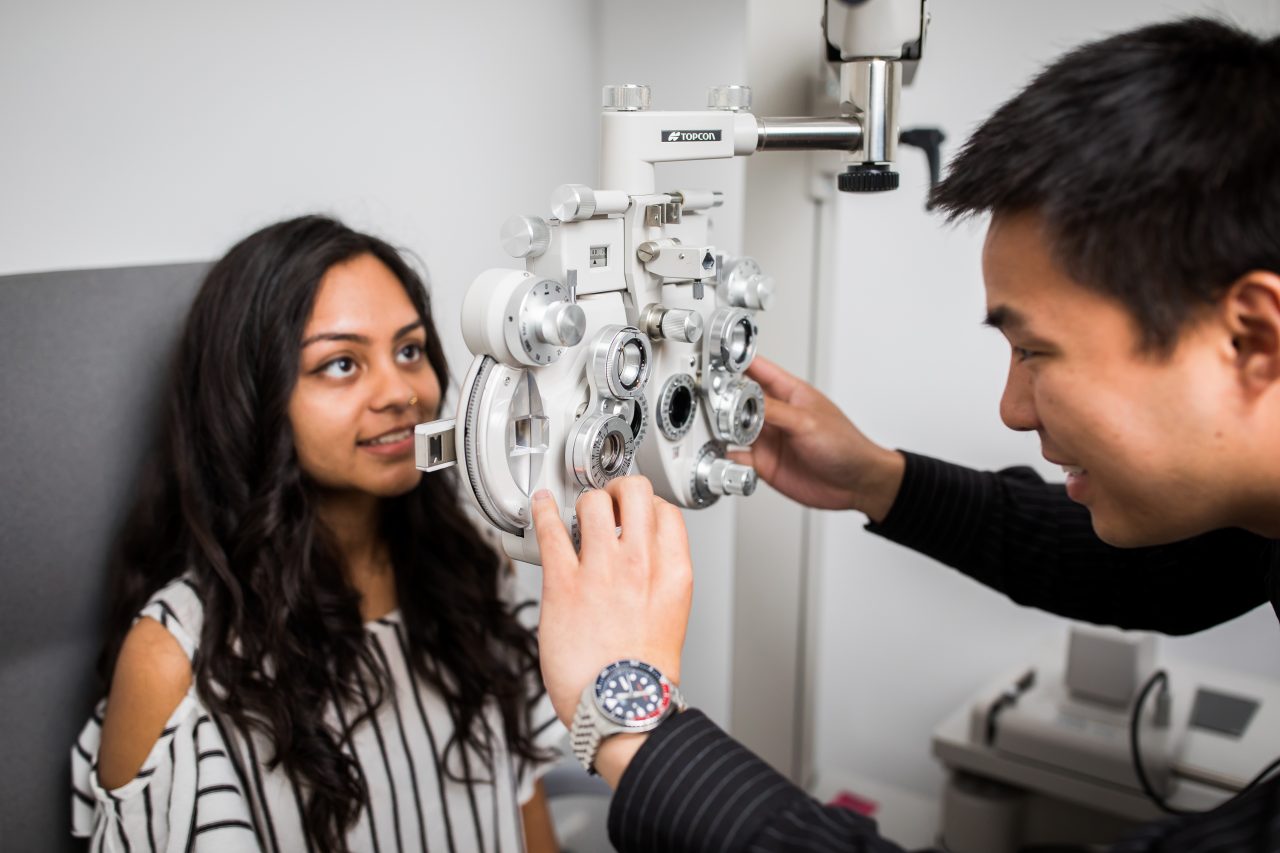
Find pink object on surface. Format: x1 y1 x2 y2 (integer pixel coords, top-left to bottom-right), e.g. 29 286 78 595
828 789 879 816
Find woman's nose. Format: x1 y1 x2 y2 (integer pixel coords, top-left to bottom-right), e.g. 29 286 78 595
370 362 416 412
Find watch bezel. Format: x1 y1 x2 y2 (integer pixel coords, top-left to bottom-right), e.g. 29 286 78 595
592 659 673 729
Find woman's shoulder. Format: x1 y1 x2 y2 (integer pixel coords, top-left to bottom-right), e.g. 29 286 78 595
137 574 206 660
84 575 208 791
96 574 208 779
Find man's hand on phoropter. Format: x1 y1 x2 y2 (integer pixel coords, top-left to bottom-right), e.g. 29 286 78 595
531 476 693 787
727 356 905 522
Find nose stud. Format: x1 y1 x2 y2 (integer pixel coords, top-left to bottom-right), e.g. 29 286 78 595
408 394 419 407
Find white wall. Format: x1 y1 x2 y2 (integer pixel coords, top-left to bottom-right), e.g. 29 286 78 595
733 0 834 779
0 0 599 372
810 0 1280 800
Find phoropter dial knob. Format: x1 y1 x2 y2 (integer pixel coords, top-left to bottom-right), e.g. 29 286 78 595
707 84 752 112
722 257 775 311
712 377 766 446
463 270 582 368
603 83 651 112
702 458 758 497
537 301 587 348
707 307 759 374
550 184 597 222
590 326 652 400
690 441 759 507
500 215 551 259
640 303 704 344
660 309 704 343
567 413 637 489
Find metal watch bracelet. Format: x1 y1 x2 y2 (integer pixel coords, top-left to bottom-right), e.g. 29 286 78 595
571 678 686 774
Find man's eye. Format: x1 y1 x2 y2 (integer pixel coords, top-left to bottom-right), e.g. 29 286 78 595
1013 346 1037 362
319 356 357 377
397 343 424 364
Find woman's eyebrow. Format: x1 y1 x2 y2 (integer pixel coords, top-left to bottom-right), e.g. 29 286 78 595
301 331 369 347
394 320 425 339
301 321 424 348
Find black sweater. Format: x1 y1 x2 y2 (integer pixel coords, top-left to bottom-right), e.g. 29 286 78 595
607 452 1280 852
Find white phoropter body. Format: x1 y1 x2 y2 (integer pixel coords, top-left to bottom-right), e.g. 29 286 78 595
416 1 929 564
417 172 763 565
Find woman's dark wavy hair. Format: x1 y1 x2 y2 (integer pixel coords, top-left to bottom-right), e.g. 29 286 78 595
98 215 546 850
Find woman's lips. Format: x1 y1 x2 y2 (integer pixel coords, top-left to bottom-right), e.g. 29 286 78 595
358 427 414 457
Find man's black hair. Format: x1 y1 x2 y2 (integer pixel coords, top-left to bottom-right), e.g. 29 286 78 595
930 17 1280 352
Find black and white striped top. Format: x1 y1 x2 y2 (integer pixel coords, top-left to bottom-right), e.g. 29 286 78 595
71 578 563 852
606 452 1280 852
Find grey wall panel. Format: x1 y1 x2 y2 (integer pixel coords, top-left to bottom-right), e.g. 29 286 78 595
0 262 208 850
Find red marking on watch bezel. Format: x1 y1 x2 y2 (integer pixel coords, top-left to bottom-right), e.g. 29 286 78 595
639 683 672 721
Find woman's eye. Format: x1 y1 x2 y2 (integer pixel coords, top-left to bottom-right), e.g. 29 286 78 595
319 356 357 377
397 343 424 364
1013 346 1037 362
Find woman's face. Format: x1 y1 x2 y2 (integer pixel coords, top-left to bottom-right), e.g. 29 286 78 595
288 252 442 498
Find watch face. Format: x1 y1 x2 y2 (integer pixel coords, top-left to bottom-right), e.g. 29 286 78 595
594 660 671 727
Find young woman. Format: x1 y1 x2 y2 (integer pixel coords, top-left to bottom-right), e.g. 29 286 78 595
70 216 561 852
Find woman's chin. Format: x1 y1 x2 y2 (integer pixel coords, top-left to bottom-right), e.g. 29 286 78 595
375 469 425 499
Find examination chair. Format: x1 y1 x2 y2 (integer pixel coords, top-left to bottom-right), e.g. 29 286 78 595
0 262 209 850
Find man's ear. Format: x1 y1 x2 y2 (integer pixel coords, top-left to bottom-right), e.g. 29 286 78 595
1221 271 1280 392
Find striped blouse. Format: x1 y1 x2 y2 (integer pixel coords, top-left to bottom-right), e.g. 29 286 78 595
71 577 563 852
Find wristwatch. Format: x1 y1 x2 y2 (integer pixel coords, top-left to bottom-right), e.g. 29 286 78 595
571 659 686 774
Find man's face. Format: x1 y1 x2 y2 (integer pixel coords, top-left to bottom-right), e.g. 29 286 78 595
982 212 1239 546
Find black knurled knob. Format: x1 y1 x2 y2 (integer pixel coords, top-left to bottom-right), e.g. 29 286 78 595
838 166 900 193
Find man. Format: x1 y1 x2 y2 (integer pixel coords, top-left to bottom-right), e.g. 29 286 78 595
533 17 1280 852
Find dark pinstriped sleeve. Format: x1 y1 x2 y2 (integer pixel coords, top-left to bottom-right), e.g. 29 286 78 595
866 452 1275 635
608 710 919 853
606 455 1280 851
607 716 1280 852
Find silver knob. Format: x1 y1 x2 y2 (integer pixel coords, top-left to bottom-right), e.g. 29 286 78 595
603 83 651 111
550 184 597 222
660 309 704 344
713 377 766 445
539 301 587 348
724 257 775 311
708 84 752 112
702 458 758 496
707 307 759 373
639 303 704 344
500 215 551 259
734 273 775 311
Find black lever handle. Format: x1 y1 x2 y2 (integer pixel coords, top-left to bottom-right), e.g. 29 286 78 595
899 127 946 208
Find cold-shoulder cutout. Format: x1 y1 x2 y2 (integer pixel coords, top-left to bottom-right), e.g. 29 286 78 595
97 615 193 789
72 577 258 851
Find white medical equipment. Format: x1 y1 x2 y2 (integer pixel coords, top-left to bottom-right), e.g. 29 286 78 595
933 625 1280 852
415 0 930 563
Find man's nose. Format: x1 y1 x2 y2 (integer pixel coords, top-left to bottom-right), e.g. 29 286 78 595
999 364 1039 432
